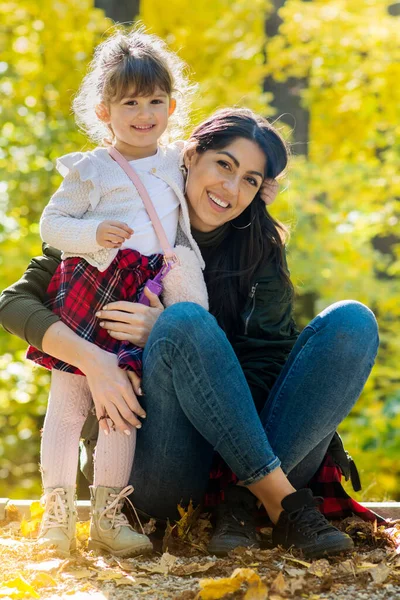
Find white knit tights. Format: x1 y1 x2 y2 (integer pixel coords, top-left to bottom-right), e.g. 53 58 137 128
41 370 136 489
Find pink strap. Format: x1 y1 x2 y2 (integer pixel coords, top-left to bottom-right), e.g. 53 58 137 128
108 147 176 260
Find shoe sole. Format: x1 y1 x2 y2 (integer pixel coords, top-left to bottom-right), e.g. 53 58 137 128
87 538 153 557
207 541 260 557
36 539 76 557
302 536 354 559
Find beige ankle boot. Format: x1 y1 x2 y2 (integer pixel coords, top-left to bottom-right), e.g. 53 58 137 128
88 485 153 557
37 486 77 556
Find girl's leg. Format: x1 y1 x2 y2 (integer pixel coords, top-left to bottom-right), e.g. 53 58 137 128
94 424 136 488
41 370 92 488
89 404 152 557
39 370 92 555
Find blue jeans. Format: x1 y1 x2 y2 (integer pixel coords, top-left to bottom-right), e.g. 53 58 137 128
130 301 378 520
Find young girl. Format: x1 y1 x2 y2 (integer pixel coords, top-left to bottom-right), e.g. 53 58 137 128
26 28 207 557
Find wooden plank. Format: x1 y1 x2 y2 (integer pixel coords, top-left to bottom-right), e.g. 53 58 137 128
362 502 400 520
0 498 91 521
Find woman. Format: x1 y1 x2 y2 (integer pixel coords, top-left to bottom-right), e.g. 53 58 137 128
0 108 379 559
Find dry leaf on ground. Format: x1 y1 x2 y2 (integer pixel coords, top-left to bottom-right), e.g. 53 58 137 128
271 571 287 593
198 567 267 600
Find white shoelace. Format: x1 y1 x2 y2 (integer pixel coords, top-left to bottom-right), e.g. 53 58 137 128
99 485 145 534
40 488 69 530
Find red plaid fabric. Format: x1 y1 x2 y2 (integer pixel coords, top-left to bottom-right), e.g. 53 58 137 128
204 453 386 525
307 453 385 523
26 249 163 376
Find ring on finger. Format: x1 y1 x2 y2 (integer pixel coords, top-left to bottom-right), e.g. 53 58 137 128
98 413 116 430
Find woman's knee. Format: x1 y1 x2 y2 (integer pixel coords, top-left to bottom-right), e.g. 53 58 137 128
320 300 379 355
153 301 218 341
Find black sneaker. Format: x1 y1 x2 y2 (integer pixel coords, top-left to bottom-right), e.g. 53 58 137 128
272 489 354 559
207 485 260 556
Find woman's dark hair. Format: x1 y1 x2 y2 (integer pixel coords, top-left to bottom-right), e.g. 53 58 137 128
187 107 293 338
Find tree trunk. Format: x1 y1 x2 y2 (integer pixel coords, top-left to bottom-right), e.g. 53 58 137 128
94 0 140 23
264 0 310 156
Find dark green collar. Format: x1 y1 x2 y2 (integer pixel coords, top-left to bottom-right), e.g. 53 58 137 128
191 223 230 248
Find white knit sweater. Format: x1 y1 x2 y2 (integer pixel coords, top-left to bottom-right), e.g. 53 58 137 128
40 144 204 272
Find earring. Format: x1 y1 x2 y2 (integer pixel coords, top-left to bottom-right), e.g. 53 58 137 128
184 167 190 195
231 216 255 230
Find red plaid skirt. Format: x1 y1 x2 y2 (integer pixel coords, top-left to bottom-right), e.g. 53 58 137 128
205 454 386 525
26 249 163 376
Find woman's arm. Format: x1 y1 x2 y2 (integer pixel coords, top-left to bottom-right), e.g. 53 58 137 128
42 320 146 433
0 246 61 350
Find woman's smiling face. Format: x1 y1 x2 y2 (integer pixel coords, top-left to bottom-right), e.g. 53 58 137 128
184 138 266 232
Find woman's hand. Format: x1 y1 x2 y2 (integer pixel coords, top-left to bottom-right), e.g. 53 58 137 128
42 320 145 435
81 348 145 436
260 178 279 206
96 287 164 347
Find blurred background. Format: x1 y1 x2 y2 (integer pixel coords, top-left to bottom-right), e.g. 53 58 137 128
0 0 399 502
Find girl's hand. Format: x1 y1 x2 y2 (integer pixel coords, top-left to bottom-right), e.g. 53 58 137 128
96 220 133 248
81 348 145 435
260 178 279 206
96 287 164 347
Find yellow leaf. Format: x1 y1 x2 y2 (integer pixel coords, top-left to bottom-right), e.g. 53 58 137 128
25 558 65 573
29 501 44 520
160 552 178 574
97 569 124 581
369 564 391 584
176 500 200 538
358 561 377 569
283 555 312 568
0 587 25 598
1 575 40 599
271 571 287 593
30 573 57 588
198 577 241 599
76 520 90 542
20 517 41 538
18 501 45 538
63 568 95 580
115 576 137 586
137 553 178 575
244 580 269 600
172 562 216 576
4 504 21 523
199 568 265 600
308 559 331 578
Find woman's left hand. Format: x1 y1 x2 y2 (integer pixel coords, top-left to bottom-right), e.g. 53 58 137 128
96 287 164 347
260 178 279 206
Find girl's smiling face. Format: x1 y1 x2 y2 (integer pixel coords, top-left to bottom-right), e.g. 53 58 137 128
184 138 266 232
96 88 175 160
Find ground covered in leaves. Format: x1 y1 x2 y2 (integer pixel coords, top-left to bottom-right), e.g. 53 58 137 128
1 503 400 599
